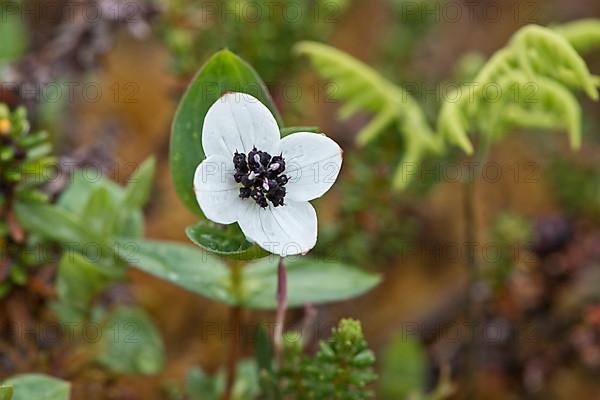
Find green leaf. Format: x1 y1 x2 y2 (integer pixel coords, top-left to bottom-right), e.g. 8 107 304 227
53 252 124 323
0 10 26 62
83 187 114 235
185 222 267 260
2 374 70 400
96 306 165 375
122 157 156 209
16 156 56 186
58 170 122 214
111 157 156 237
117 238 235 305
14 201 112 258
380 334 426 399
57 169 144 238
0 386 12 400
241 257 380 309
114 210 144 239
170 49 281 216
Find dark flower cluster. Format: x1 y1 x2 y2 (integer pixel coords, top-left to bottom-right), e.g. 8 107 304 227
233 147 289 208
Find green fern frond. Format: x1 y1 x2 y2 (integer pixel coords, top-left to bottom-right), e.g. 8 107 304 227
355 106 397 145
478 72 582 148
554 19 600 54
393 106 450 188
294 41 442 190
511 25 598 99
294 41 397 119
293 41 440 147
437 90 474 155
295 21 598 189
473 49 520 90
438 22 597 154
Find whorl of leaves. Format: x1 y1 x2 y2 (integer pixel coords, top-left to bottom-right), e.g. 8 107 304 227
265 319 377 400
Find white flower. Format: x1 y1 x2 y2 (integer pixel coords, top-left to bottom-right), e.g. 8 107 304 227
193 92 343 256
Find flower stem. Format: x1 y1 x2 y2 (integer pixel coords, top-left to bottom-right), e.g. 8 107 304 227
274 257 287 366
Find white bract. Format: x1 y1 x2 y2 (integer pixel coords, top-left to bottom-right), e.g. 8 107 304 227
193 92 342 256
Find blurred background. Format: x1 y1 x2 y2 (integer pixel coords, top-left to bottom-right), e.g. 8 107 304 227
1 0 600 398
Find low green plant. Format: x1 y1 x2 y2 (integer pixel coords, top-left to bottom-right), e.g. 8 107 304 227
14 165 166 375
176 319 377 400
0 104 55 297
0 106 165 383
16 159 155 321
267 319 377 400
